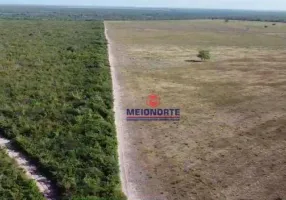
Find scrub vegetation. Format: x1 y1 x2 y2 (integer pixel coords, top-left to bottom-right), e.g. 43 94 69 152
197 50 211 61
0 20 125 200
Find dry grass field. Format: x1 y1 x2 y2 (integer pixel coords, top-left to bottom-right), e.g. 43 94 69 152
105 20 286 200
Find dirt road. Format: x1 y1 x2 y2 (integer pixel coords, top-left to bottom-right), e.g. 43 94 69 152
105 24 130 198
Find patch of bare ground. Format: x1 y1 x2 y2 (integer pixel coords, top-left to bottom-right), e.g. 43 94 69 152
106 20 286 200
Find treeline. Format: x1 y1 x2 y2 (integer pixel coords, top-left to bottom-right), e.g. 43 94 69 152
0 6 286 22
0 20 125 200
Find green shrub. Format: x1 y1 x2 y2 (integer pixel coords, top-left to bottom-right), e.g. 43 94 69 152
197 50 211 61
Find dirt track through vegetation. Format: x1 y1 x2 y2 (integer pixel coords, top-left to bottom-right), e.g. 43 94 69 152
0 137 57 200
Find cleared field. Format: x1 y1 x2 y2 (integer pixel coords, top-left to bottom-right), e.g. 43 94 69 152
106 20 286 200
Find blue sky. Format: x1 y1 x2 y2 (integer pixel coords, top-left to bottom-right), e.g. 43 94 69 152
0 0 286 11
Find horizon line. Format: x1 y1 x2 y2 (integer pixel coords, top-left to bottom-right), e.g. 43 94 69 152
0 4 285 12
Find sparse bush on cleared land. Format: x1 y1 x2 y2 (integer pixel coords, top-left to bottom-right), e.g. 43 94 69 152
197 50 211 61
0 20 125 200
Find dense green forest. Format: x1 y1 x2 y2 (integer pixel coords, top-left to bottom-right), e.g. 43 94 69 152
0 149 45 200
0 5 286 22
0 20 125 200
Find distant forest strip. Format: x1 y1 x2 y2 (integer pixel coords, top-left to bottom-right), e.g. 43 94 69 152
0 6 286 22
0 20 125 200
0 149 45 200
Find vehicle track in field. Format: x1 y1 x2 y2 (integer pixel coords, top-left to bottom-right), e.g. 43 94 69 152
0 137 58 200
105 23 131 199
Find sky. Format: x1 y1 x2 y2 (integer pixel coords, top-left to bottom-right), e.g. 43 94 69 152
0 0 286 11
